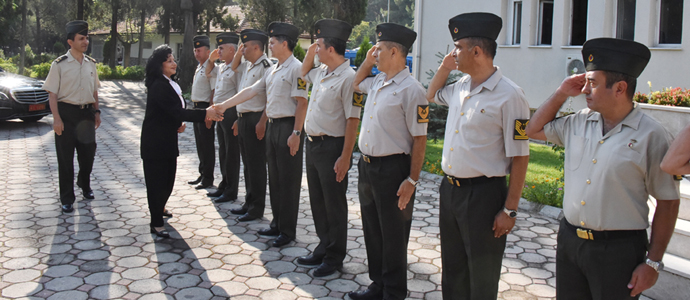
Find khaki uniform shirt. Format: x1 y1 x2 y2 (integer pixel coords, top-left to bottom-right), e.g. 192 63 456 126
236 54 271 113
303 60 360 137
212 63 238 103
544 106 680 230
250 55 308 118
42 50 100 105
191 59 216 102
358 69 428 156
434 67 530 178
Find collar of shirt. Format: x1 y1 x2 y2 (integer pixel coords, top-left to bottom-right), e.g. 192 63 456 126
586 105 643 135
250 54 269 69
196 59 210 72
382 68 411 87
328 59 352 77
65 50 83 63
464 66 503 96
274 55 296 73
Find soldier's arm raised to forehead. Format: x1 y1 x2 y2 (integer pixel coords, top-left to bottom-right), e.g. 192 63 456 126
353 46 377 93
301 43 317 78
525 74 586 140
231 44 244 72
426 51 456 104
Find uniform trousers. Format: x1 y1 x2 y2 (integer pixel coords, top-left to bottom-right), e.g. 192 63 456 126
55 102 97 204
305 136 349 266
192 101 215 186
439 176 507 300
358 154 414 300
266 117 303 239
216 106 239 198
237 111 267 218
143 158 177 227
556 218 648 300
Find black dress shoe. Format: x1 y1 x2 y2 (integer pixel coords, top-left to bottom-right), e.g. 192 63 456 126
82 189 94 199
348 289 383 300
162 210 173 218
150 225 170 238
296 254 323 266
313 262 341 277
61 204 74 213
258 227 280 236
271 234 293 247
194 182 212 189
214 195 235 203
207 189 224 197
188 176 202 185
237 213 258 222
230 208 248 215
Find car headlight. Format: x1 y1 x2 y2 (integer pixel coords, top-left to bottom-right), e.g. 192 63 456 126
0 92 10 102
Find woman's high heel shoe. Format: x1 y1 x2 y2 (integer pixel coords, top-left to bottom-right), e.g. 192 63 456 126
150 225 170 238
162 210 173 218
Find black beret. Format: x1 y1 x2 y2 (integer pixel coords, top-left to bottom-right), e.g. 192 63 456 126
582 38 651 78
66 20 88 36
193 35 210 48
216 32 239 45
241 29 269 44
268 22 300 41
375 23 417 50
448 12 502 41
315 19 353 42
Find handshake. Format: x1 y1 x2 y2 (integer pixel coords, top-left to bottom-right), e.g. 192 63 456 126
205 105 226 122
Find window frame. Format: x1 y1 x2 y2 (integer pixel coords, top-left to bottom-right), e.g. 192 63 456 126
656 0 683 46
537 0 554 45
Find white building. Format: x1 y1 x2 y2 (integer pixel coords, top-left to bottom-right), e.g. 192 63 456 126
413 0 688 110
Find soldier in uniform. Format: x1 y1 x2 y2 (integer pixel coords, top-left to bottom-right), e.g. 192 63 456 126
227 29 272 221
205 33 241 203
424 13 530 299
212 22 308 247
525 38 680 299
187 35 217 190
296 19 360 277
43 20 101 213
348 23 427 300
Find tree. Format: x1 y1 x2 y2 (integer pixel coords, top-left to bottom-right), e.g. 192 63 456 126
236 0 288 32
18 0 27 74
330 0 367 27
365 0 414 27
354 36 371 67
348 20 375 49
0 0 21 50
108 0 119 68
177 0 197 91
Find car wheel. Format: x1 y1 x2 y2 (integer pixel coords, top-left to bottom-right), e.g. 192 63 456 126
20 116 44 122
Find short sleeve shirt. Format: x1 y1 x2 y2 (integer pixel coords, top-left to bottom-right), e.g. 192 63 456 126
434 67 530 178
236 54 271 113
42 50 100 105
543 106 680 230
191 59 216 102
250 55 308 118
303 60 360 137
212 63 238 103
358 69 428 156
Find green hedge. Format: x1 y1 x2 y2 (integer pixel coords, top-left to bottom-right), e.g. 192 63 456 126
96 64 145 80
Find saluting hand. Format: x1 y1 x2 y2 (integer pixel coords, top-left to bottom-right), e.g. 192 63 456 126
307 43 318 55
396 179 415 210
440 51 457 71
210 49 220 62
53 118 64 136
365 45 377 65
557 73 587 97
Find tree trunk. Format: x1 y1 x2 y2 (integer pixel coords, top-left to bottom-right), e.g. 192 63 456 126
19 0 27 75
178 0 196 91
123 43 131 67
33 3 41 52
138 7 145 66
109 0 119 69
162 4 170 45
77 0 84 19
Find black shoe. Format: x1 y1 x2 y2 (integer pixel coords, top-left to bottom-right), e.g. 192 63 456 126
150 225 170 238
296 254 323 266
61 204 74 213
258 227 280 236
238 213 258 222
214 195 235 203
271 234 293 248
162 210 173 218
195 182 212 189
207 189 224 197
188 176 202 185
313 262 341 277
348 289 383 300
76 182 94 199
230 208 247 215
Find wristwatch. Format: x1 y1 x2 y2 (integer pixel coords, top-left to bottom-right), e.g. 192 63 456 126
645 258 664 272
94 109 101 114
406 177 418 187
503 207 518 218
292 130 301 136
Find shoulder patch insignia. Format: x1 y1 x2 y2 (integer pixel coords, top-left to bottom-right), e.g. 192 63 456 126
674 175 684 181
514 119 529 140
417 105 429 123
261 59 270 68
353 92 364 107
55 55 68 63
297 78 307 90
85 55 97 63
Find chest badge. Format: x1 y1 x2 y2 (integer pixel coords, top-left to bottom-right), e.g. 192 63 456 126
417 105 429 123
514 119 529 140
297 78 307 90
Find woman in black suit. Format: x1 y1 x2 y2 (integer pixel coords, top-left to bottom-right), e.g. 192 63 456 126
141 45 222 237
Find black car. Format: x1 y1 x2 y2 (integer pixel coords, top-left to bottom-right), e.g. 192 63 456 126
0 66 51 122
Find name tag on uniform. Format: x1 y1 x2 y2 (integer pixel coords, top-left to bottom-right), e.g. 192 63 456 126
353 92 364 107
297 78 307 90
514 119 529 140
417 105 429 123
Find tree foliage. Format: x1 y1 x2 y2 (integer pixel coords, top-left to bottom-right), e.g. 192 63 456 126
354 36 371 67
364 0 414 28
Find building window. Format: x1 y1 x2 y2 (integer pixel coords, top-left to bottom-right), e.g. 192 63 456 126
510 1 523 45
570 0 588 46
659 0 683 44
616 0 636 40
538 0 554 45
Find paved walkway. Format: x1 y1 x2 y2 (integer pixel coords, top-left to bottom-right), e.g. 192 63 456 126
1 81 560 300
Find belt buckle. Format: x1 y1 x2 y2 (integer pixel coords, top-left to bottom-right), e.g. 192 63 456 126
362 155 371 163
307 136 313 142
269 118 273 123
447 176 460 187
576 228 594 240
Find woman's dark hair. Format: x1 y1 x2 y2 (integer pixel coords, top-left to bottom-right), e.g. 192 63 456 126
145 44 174 88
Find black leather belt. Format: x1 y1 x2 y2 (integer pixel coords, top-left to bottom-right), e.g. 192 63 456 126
307 135 339 142
193 102 210 108
360 153 408 164
268 117 294 123
445 175 500 187
237 111 262 118
563 219 645 241
60 102 93 109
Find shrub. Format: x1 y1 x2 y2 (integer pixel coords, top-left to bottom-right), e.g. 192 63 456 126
53 41 66 54
30 62 52 79
522 176 564 208
293 43 305 62
95 63 145 80
634 87 690 108
354 37 372 68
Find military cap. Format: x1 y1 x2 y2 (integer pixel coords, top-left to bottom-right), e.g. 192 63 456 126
315 19 353 42
267 22 300 41
241 29 269 44
216 32 239 45
448 12 502 41
193 35 210 48
66 20 89 36
375 23 417 50
582 38 651 78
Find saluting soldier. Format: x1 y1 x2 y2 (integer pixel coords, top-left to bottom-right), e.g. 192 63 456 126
226 29 272 221
212 22 308 248
348 23 427 300
526 38 680 299
424 13 530 299
187 35 217 190
296 19 360 277
43 20 101 213
205 32 241 204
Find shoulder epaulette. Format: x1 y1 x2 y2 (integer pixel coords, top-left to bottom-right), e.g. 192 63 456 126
261 59 270 68
85 55 97 63
55 55 68 63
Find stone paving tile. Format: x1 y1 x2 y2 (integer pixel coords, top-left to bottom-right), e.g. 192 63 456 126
0 81 563 299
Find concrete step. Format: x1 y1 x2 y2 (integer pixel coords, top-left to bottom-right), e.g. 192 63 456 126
643 253 690 300
678 178 690 221
665 218 690 260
